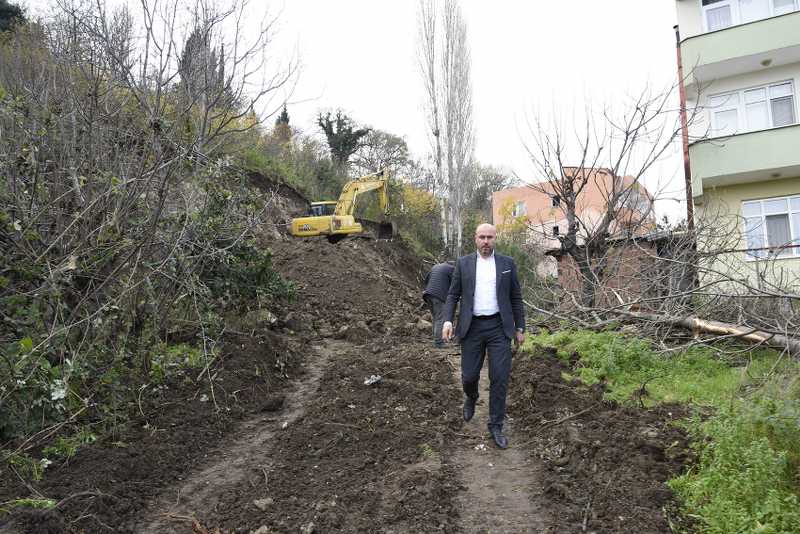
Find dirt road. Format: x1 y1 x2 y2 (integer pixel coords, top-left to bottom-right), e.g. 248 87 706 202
0 237 691 533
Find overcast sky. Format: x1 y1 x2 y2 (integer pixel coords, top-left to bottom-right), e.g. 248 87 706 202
23 0 687 220
271 1 686 220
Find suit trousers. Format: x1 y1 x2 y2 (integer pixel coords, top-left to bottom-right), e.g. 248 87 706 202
429 297 446 346
460 314 512 430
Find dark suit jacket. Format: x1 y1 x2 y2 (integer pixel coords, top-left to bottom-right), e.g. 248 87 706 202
443 252 525 340
423 263 455 303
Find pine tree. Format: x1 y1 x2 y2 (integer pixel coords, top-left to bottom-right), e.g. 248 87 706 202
275 105 289 127
274 105 291 144
0 0 24 32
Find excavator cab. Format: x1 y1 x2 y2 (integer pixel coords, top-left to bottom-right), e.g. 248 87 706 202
290 171 396 242
308 201 337 217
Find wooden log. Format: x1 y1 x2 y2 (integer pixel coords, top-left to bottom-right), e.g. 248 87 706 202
612 309 800 355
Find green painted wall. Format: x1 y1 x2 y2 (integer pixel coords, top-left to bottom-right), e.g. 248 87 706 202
696 177 800 287
690 124 800 196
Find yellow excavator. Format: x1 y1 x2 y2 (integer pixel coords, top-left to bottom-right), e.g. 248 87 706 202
290 171 396 243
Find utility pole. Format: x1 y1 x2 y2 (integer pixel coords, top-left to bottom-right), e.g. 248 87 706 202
674 25 694 232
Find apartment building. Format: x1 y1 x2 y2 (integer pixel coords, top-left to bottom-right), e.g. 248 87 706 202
676 0 800 282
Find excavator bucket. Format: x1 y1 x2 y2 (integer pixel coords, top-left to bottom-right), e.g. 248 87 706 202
357 219 395 241
375 221 396 240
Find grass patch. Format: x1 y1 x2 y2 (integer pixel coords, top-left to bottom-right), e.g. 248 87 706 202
526 329 785 406
526 329 800 533
0 498 57 516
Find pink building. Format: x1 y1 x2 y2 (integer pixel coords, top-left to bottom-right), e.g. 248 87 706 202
492 168 654 247
492 168 655 276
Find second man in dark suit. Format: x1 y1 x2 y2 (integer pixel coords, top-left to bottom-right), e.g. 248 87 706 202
423 260 455 348
442 223 525 449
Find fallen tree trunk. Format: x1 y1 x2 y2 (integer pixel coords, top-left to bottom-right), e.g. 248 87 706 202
613 309 800 356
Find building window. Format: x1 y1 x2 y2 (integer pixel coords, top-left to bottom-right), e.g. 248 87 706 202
511 200 527 218
551 195 561 207
622 188 652 213
703 0 734 31
773 0 798 15
702 0 799 32
742 195 800 258
552 225 560 237
708 81 796 136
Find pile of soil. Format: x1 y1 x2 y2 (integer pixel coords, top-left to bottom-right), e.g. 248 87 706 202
0 329 305 533
508 346 692 533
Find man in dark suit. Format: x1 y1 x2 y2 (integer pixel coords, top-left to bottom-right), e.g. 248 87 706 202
442 223 525 449
423 260 455 348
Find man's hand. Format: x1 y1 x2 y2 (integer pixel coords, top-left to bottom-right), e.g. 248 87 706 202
442 321 454 342
514 330 525 351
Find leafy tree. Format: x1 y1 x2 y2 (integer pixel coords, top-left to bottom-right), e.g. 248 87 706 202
317 110 370 167
350 129 412 177
463 164 515 216
0 0 24 32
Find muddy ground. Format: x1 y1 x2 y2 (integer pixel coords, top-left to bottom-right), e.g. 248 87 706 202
1 221 694 532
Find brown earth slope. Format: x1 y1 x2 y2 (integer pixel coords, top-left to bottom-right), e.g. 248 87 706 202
1 181 692 533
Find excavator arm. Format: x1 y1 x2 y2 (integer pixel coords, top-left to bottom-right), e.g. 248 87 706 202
333 171 390 216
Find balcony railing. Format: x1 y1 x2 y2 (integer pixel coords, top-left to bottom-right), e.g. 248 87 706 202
681 11 800 86
689 123 800 197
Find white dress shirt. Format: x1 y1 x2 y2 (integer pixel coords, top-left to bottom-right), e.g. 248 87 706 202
473 252 499 316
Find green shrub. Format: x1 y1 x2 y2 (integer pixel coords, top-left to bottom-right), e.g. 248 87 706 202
0 498 57 516
670 405 800 533
3 452 47 482
41 428 96 461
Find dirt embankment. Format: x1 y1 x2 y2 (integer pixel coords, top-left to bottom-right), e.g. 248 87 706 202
1 180 693 533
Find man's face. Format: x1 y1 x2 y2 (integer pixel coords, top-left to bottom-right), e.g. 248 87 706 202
475 225 496 258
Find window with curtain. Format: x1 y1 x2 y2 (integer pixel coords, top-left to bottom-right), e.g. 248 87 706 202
703 0 798 32
742 195 800 258
709 81 796 136
771 83 796 126
511 201 526 218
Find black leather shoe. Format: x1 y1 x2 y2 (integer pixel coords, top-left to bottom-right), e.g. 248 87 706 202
490 427 509 449
463 397 476 422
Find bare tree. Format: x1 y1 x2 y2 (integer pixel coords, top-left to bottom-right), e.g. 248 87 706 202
417 0 475 255
523 88 686 309
440 0 474 254
521 87 800 356
417 0 446 246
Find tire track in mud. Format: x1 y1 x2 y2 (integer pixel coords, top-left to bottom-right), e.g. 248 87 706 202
447 350 550 533
134 341 336 533
206 338 463 533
